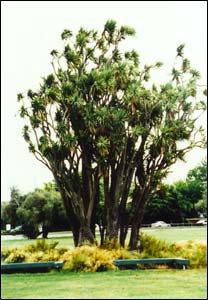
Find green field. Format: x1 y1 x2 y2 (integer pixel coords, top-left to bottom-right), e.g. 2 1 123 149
1 235 74 249
1 227 207 250
1 227 207 299
142 227 207 244
1 269 207 299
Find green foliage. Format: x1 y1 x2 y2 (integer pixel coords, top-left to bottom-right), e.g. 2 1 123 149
1 187 25 229
104 20 117 34
177 44 185 57
143 159 207 223
120 25 136 36
61 29 73 40
16 187 68 238
187 158 207 183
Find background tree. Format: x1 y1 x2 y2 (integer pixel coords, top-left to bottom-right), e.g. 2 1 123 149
195 186 207 217
42 181 71 232
16 188 62 239
187 158 207 217
143 185 183 224
18 20 206 249
143 158 207 223
2 187 25 229
1 202 10 230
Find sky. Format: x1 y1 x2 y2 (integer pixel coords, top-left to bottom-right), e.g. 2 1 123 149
1 1 207 201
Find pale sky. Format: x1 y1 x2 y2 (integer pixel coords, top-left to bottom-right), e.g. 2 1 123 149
1 1 207 201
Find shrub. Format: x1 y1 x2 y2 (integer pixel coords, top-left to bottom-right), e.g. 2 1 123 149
111 247 133 260
64 245 115 272
1 240 68 264
1 236 206 270
1 248 12 261
4 248 28 263
24 239 59 253
138 234 207 269
139 233 173 258
104 238 121 250
172 240 207 268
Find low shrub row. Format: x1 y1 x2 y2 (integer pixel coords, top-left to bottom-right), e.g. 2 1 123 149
1 234 206 271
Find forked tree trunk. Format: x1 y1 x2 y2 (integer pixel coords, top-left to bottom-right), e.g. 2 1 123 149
53 168 96 246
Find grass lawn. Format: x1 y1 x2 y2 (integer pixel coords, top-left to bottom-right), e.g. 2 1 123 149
1 235 75 249
1 227 207 250
1 269 207 299
142 227 207 244
1 227 207 299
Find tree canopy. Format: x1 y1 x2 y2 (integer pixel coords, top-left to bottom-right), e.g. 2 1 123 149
18 20 206 249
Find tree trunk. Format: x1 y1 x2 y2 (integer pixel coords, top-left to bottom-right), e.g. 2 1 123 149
119 167 134 247
52 165 97 246
128 187 149 250
52 173 82 246
105 193 119 245
104 170 119 246
99 224 106 246
128 223 140 250
42 224 49 238
106 209 119 241
78 222 95 245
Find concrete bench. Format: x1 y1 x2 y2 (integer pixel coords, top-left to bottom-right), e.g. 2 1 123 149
1 261 64 274
113 258 189 270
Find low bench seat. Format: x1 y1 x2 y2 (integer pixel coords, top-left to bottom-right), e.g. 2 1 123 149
113 258 189 270
1 261 64 274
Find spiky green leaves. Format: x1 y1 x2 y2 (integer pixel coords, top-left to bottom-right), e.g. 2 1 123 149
28 143 35 153
155 61 163 68
17 93 24 101
27 89 36 99
97 136 110 156
46 89 58 101
30 115 41 128
22 125 30 142
177 44 185 57
104 20 117 34
20 106 28 118
44 74 56 87
182 58 190 72
76 27 90 48
120 25 136 36
125 50 140 67
62 82 74 97
50 49 59 57
190 69 201 79
61 29 73 40
31 98 45 113
172 68 181 82
64 47 80 64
